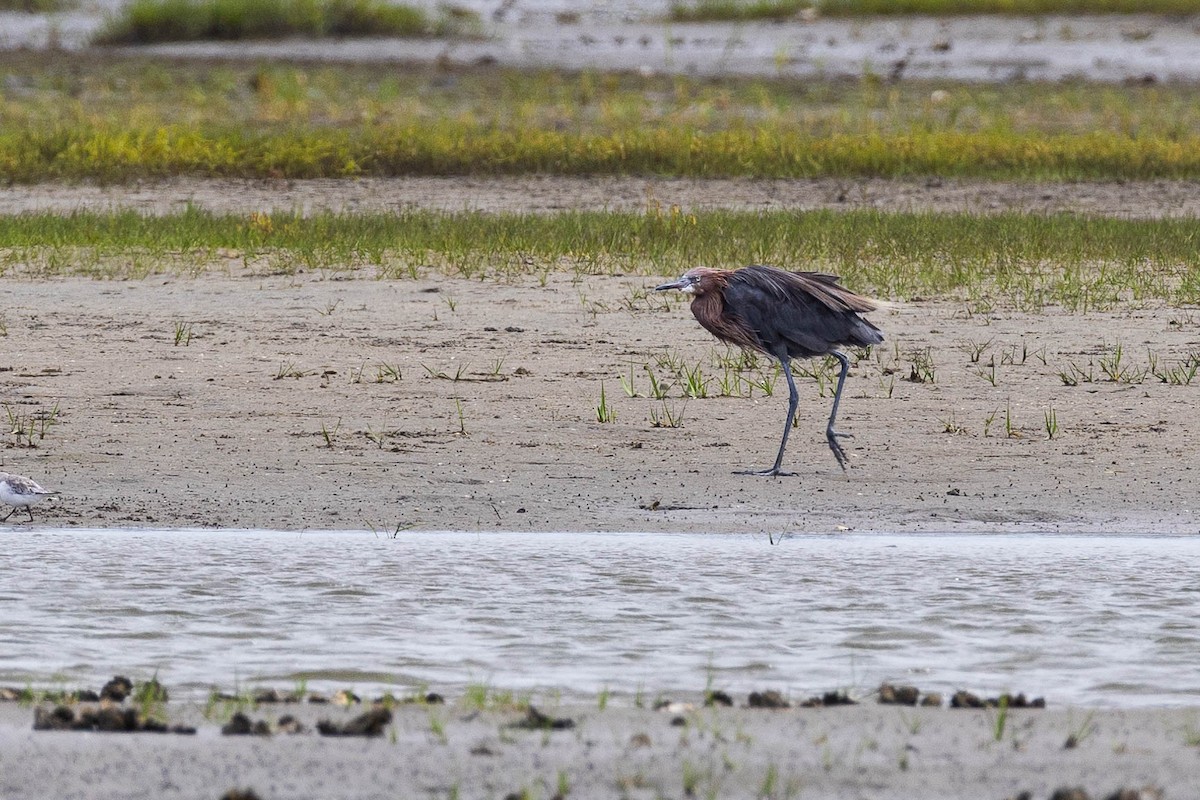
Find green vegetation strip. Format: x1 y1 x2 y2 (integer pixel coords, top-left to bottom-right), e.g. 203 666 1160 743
669 0 811 21
10 126 1200 182
2 209 1198 308
5 59 1200 181
670 0 1200 20
93 0 475 44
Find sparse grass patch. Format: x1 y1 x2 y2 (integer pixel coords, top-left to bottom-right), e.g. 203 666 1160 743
275 361 311 379
989 693 1010 742
4 401 60 447
131 676 170 723
1043 406 1059 439
1151 351 1200 385
940 411 968 435
1098 342 1148 383
172 319 193 346
375 363 402 383
1063 709 1097 749
905 348 936 384
428 710 448 744
681 362 709 399
974 356 998 386
319 417 341 447
649 400 687 428
1004 402 1020 438
203 685 255 721
960 338 993 364
596 381 618 423
454 398 467 435
1057 343 1192 386
461 682 528 712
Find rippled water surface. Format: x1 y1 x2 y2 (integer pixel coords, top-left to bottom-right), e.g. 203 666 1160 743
2 530 1198 707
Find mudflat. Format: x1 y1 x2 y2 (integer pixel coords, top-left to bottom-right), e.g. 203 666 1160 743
1 178 1198 533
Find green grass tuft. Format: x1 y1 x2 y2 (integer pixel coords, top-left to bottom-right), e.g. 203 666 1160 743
669 0 809 22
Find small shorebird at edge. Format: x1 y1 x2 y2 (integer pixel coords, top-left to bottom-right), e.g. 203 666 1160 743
0 471 58 523
656 264 885 476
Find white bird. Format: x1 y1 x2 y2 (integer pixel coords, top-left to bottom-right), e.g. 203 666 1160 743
0 471 57 523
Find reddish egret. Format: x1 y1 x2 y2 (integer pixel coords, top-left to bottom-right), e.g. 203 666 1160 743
655 264 884 476
0 471 57 522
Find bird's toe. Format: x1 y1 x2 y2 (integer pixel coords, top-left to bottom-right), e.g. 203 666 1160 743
826 441 850 471
735 467 797 478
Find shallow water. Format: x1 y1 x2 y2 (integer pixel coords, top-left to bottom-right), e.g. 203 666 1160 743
2 530 1198 707
4 4 1200 84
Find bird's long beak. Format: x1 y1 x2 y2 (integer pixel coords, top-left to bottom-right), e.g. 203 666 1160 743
655 277 689 292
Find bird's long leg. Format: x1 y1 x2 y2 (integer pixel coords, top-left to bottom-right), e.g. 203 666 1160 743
0 508 13 523
825 351 853 471
736 357 799 477
25 508 35 523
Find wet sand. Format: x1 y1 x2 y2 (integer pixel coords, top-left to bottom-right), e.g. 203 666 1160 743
1 698 1195 799
0 177 1197 533
2 243 1198 534
5 175 1200 219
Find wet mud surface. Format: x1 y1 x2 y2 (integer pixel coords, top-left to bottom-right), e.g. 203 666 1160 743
2 264 1198 533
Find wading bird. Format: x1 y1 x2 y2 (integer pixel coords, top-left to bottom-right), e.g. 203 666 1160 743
655 264 884 476
0 471 58 523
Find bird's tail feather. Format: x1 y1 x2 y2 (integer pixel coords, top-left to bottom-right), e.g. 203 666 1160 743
850 317 885 347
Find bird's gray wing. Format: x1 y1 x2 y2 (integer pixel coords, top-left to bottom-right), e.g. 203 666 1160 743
726 267 884 358
722 276 836 359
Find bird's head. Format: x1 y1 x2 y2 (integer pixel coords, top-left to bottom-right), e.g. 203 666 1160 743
655 268 717 296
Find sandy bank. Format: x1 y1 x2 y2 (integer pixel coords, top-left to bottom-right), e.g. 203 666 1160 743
1 699 1195 799
4 176 1200 219
1 266 1198 534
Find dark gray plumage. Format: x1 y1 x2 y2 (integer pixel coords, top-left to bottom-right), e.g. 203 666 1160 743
656 264 884 475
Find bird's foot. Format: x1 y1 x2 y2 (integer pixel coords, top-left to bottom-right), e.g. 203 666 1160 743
734 467 797 478
826 428 852 472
